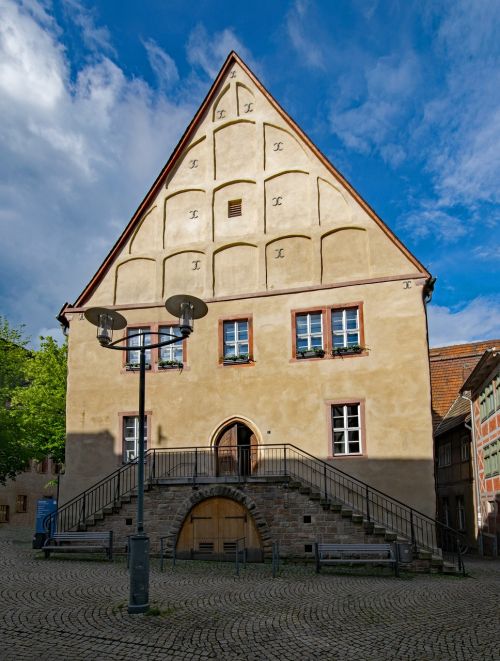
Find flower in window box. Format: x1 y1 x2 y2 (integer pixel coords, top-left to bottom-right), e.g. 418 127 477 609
158 360 183 370
332 345 364 356
126 362 152 371
296 348 325 359
222 353 250 364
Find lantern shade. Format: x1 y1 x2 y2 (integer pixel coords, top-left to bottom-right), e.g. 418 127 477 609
84 307 127 346
165 295 207 336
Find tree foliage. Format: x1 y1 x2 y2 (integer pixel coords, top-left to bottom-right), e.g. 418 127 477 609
0 317 31 483
0 317 67 484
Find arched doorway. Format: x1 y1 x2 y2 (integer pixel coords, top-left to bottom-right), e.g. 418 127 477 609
176 497 263 561
214 421 258 477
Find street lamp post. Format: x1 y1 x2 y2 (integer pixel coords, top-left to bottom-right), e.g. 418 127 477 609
85 294 207 614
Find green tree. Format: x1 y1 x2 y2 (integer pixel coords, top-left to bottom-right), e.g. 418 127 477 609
12 336 67 466
0 317 31 484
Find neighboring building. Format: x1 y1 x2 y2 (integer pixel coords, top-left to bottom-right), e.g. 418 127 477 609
56 52 440 561
462 348 500 555
430 340 500 551
0 458 57 528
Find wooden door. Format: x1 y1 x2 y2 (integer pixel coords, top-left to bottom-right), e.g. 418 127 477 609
217 424 237 475
176 497 263 560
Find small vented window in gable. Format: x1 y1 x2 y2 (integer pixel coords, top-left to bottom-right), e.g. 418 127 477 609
228 199 242 218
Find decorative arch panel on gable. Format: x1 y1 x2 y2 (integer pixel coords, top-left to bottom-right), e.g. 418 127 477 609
317 178 352 228
213 244 258 297
163 251 205 298
264 124 310 172
129 205 161 255
166 137 207 189
214 121 257 181
236 83 255 117
213 181 258 241
266 236 313 290
265 171 311 234
115 258 156 305
164 189 208 248
321 228 369 284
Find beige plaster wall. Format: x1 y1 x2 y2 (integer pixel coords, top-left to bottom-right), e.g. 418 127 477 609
63 60 434 519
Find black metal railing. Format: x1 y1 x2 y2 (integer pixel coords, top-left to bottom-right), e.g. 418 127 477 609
45 443 466 572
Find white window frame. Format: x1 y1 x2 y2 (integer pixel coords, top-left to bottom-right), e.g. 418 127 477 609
159 325 183 364
332 307 360 349
296 312 323 352
331 403 362 456
223 319 249 358
461 438 470 462
126 327 151 365
123 416 148 463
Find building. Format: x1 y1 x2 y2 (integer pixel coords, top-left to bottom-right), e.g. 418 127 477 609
0 458 57 528
430 340 500 550
462 348 500 555
56 52 442 562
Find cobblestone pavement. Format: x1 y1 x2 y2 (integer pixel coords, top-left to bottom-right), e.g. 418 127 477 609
1 529 499 661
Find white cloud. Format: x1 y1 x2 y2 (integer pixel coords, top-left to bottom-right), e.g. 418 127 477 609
286 0 326 70
400 206 469 242
143 39 179 90
428 295 500 347
186 25 254 79
0 0 199 341
330 52 419 158
62 0 115 54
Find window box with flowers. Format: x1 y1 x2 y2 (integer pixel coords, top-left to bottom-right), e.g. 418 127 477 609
126 362 151 371
158 360 183 370
296 348 325 359
332 344 365 357
222 353 251 365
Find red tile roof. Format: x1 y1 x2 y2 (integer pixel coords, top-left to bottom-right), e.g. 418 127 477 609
429 340 500 432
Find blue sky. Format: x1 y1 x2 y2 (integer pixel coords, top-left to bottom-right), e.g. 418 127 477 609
0 0 499 347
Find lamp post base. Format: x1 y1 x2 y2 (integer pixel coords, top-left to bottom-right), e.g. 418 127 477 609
128 533 150 614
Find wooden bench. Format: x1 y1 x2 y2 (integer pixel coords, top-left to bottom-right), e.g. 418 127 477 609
314 542 399 576
43 532 113 560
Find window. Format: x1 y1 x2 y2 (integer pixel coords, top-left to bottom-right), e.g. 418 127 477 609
296 312 323 354
222 319 250 362
484 440 499 479
481 381 496 420
126 327 151 367
456 496 466 531
159 325 184 367
332 307 360 351
228 199 242 217
123 416 148 462
496 376 500 411
461 438 470 462
0 505 9 523
332 404 361 455
16 495 28 513
438 443 452 467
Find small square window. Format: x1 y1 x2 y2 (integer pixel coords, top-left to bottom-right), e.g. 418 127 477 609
0 505 9 523
228 199 242 217
304 544 313 553
303 515 311 523
125 517 133 526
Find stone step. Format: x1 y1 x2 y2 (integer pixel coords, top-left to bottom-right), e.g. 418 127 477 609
417 549 432 560
299 487 311 495
341 508 353 518
103 506 114 515
309 492 321 501
384 532 398 542
373 525 386 535
288 481 302 490
351 513 364 524
330 502 343 512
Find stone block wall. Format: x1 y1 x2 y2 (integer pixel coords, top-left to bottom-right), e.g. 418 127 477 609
90 480 382 560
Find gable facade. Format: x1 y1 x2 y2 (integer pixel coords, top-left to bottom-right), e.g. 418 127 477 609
59 53 435 520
